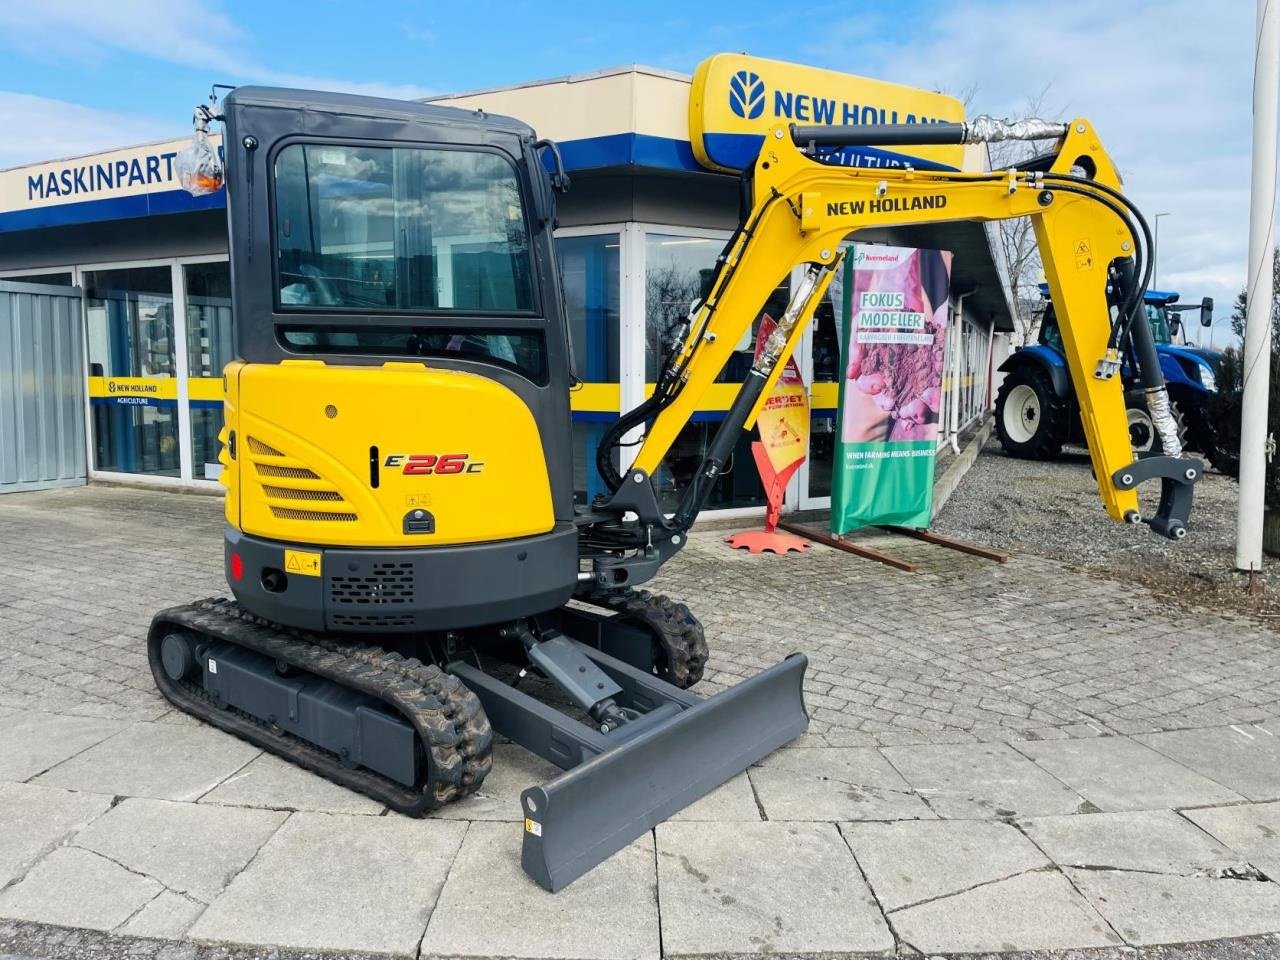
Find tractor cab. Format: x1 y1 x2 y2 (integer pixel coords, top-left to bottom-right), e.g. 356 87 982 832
1038 286 1210 351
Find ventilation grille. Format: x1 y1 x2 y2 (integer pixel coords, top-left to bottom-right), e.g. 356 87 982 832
330 612 416 629
262 484 343 502
329 562 415 607
269 506 358 522
247 437 285 457
255 463 320 480
248 436 355 522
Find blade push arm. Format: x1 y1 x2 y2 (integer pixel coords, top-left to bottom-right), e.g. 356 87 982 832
583 118 1200 589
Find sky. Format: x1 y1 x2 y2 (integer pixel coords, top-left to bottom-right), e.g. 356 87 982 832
0 0 1260 345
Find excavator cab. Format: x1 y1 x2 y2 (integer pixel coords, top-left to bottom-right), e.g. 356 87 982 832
215 88 581 632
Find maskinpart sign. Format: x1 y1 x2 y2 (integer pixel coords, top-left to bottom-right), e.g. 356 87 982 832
0 134 225 231
688 54 965 174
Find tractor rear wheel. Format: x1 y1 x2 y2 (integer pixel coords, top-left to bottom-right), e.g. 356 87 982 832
995 365 1068 459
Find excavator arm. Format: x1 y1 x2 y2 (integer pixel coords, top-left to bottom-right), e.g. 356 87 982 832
582 118 1201 589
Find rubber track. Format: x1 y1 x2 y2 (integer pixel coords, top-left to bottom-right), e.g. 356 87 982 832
148 597 492 814
577 588 709 688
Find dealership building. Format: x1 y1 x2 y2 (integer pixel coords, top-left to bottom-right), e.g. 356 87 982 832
0 56 1015 515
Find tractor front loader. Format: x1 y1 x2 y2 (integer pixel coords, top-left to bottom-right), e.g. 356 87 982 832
150 87 1199 892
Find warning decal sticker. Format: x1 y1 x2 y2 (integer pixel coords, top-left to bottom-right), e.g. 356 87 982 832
284 550 322 577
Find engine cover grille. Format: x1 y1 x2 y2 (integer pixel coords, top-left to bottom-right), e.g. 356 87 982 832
329 561 416 607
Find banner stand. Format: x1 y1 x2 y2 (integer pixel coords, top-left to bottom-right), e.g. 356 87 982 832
725 313 812 556
725 443 810 555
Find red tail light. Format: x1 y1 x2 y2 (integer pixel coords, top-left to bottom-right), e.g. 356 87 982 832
229 551 244 582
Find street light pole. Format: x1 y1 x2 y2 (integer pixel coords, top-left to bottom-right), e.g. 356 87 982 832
1153 212 1171 291
1236 0 1280 573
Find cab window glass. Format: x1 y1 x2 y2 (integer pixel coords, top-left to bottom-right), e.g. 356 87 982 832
1039 307 1064 354
1146 303 1172 344
274 144 534 313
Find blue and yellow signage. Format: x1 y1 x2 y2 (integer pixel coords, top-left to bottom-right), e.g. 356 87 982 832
88 376 225 409
689 54 966 174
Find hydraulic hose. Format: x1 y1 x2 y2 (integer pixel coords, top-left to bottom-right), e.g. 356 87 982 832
1037 177 1181 455
1039 173 1155 348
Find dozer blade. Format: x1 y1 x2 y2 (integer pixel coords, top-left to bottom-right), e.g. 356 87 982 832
519 652 808 891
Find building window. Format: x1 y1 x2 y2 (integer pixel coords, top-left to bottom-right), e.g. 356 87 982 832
643 234 719 381
184 261 233 480
556 233 621 505
643 231 790 511
1 272 73 286
84 266 179 477
558 234 620 382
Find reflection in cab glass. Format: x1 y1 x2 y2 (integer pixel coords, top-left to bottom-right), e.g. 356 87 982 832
273 143 534 313
272 143 543 381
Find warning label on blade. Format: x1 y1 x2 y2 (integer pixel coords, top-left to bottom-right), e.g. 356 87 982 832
284 550 322 577
524 818 542 837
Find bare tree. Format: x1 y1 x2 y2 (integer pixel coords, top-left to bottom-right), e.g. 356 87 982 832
986 87 1059 345
644 260 701 372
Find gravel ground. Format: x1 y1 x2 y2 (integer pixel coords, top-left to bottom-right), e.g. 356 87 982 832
932 438 1280 621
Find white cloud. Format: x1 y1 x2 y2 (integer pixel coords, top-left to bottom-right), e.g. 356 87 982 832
0 92 173 169
0 0 435 102
809 0 1255 345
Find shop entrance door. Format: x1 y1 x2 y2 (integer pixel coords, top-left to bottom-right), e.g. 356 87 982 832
83 266 182 479
0 279 87 494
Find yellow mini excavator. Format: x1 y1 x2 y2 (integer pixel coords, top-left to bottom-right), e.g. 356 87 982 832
150 87 1201 890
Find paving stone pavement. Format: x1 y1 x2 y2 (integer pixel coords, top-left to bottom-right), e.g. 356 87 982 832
0 485 1279 958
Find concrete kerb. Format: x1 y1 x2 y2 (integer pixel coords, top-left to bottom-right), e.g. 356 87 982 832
7 919 1280 960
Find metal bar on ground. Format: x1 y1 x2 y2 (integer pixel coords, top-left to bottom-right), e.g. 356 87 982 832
777 521 918 572
879 526 1010 563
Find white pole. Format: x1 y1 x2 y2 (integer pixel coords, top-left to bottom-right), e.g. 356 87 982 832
1236 0 1280 572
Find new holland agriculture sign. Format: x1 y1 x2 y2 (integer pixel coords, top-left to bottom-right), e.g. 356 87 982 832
689 54 966 174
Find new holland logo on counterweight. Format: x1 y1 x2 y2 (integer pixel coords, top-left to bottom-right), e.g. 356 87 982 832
728 70 765 119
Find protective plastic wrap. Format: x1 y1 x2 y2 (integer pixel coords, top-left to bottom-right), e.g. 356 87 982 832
1146 386 1185 459
964 115 1069 144
176 122 223 197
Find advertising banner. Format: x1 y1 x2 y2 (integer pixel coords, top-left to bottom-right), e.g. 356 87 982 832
831 245 952 532
752 313 810 474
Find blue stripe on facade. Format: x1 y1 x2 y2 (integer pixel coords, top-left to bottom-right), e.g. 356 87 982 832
8 134 710 234
0 187 225 233
547 133 704 174
90 397 224 409
90 396 176 408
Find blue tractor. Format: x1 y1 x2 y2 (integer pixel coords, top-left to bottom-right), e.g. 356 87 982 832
995 287 1238 476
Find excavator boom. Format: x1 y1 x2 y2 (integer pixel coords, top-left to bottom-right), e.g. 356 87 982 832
586 116 1201 592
